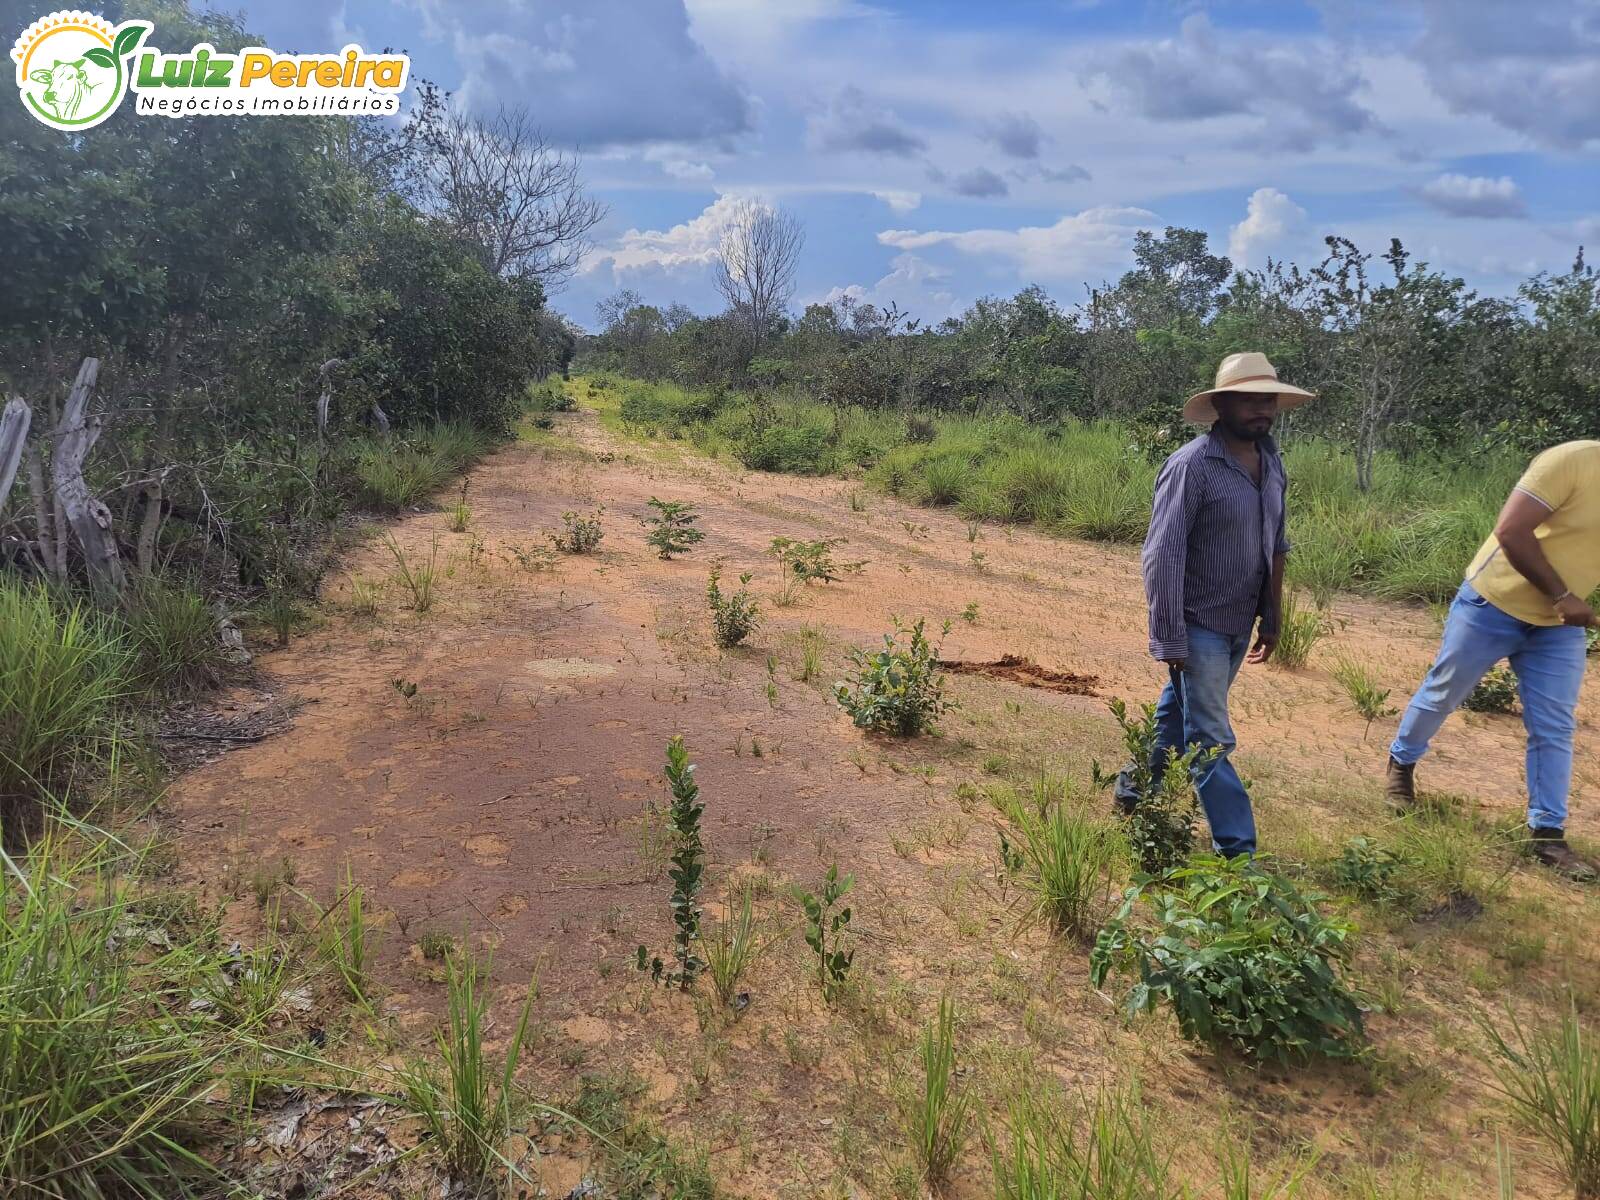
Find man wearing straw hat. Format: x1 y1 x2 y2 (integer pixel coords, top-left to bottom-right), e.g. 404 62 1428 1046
1386 440 1600 880
1133 351 1314 857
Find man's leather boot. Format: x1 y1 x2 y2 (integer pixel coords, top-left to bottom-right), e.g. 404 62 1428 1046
1530 826 1598 883
1385 756 1416 814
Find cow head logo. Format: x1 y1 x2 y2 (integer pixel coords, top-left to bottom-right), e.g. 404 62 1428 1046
11 10 149 130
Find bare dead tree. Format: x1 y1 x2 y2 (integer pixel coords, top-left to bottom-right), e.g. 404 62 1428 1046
714 200 805 347
425 105 606 284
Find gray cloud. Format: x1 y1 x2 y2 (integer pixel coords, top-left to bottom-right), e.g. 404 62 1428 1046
981 111 1044 159
1413 0 1600 149
1418 173 1529 219
420 0 752 146
950 167 1009 198
1041 163 1092 183
807 85 928 157
1089 13 1380 152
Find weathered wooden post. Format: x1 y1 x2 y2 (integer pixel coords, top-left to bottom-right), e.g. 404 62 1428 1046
0 396 31 519
52 357 125 602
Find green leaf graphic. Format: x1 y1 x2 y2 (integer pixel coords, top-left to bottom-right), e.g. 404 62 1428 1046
112 24 148 60
83 47 115 68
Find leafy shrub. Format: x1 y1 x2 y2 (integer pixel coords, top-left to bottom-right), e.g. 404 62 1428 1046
635 737 706 991
796 862 854 1003
1271 590 1330 671
1330 836 1412 905
707 566 760 648
1093 698 1210 876
1480 1002 1600 1200
993 780 1123 941
643 498 705 559
1465 664 1519 714
123 576 223 695
1090 856 1366 1064
0 582 129 806
835 617 952 736
553 508 605 554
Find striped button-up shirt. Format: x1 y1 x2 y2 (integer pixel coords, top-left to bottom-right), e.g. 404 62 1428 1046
1141 428 1290 661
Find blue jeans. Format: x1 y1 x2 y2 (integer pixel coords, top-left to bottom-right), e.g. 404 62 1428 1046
1149 625 1256 857
1391 582 1587 831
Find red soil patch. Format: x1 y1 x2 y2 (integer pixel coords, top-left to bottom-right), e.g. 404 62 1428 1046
939 654 1098 696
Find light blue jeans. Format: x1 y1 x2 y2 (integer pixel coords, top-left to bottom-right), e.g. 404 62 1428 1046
1150 625 1256 858
1391 582 1587 831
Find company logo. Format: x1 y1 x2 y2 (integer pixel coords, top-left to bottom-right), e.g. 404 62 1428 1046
12 10 410 128
12 11 147 129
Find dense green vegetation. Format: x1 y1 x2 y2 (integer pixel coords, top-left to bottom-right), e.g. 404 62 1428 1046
1 1 579 617
591 372 1521 604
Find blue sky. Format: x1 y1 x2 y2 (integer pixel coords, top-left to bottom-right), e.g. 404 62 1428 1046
224 0 1600 330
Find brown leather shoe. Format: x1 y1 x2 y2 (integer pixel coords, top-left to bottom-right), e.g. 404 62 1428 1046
1385 756 1417 813
1530 827 1598 883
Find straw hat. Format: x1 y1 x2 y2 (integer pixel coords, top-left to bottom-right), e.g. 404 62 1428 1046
1183 351 1316 425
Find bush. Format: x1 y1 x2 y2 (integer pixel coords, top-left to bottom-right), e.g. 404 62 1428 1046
124 576 223 696
1465 664 1519 714
553 509 605 554
643 498 704 560
0 582 129 807
707 566 760 648
1093 698 1209 877
1090 855 1366 1063
1330 835 1412 905
835 617 952 736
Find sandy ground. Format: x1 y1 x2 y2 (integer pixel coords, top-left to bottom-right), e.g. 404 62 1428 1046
168 403 1600 1198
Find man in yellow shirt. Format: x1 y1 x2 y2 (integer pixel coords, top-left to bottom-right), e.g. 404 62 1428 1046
1387 440 1600 880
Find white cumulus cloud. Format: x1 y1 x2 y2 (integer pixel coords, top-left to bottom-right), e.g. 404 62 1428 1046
1228 187 1308 265
870 189 922 213
1417 173 1528 218
877 206 1157 281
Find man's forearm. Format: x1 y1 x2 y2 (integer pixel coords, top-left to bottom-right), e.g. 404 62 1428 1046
1263 552 1286 632
1500 530 1569 600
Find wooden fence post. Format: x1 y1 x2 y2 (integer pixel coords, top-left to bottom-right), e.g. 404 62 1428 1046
52 357 125 602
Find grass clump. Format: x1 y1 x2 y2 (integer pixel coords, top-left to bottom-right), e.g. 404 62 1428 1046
907 996 972 1190
1480 1002 1600 1199
568 1072 716 1199
383 533 441 612
992 1080 1175 1200
1271 591 1329 671
356 446 450 512
0 581 129 808
705 881 766 1007
707 566 760 649
993 777 1122 942
835 616 952 737
123 576 224 695
1330 654 1397 738
1091 855 1366 1064
398 946 538 1187
0 822 299 1198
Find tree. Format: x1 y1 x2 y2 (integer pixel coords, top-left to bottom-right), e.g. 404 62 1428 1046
1310 237 1470 491
595 289 643 334
424 105 606 283
714 200 804 348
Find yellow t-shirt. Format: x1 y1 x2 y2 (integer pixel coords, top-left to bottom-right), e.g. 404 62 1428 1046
1466 440 1600 625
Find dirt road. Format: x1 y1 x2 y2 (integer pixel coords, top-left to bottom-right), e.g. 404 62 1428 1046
170 401 1596 1196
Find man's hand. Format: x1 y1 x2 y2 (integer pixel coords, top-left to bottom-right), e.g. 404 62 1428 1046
1555 593 1599 628
1159 656 1186 673
1247 631 1277 664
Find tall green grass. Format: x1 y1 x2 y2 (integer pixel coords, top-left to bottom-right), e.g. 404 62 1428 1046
591 376 1526 606
907 996 972 1189
355 420 495 511
1481 1002 1600 1199
0 820 292 1197
124 576 223 695
0 582 130 808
